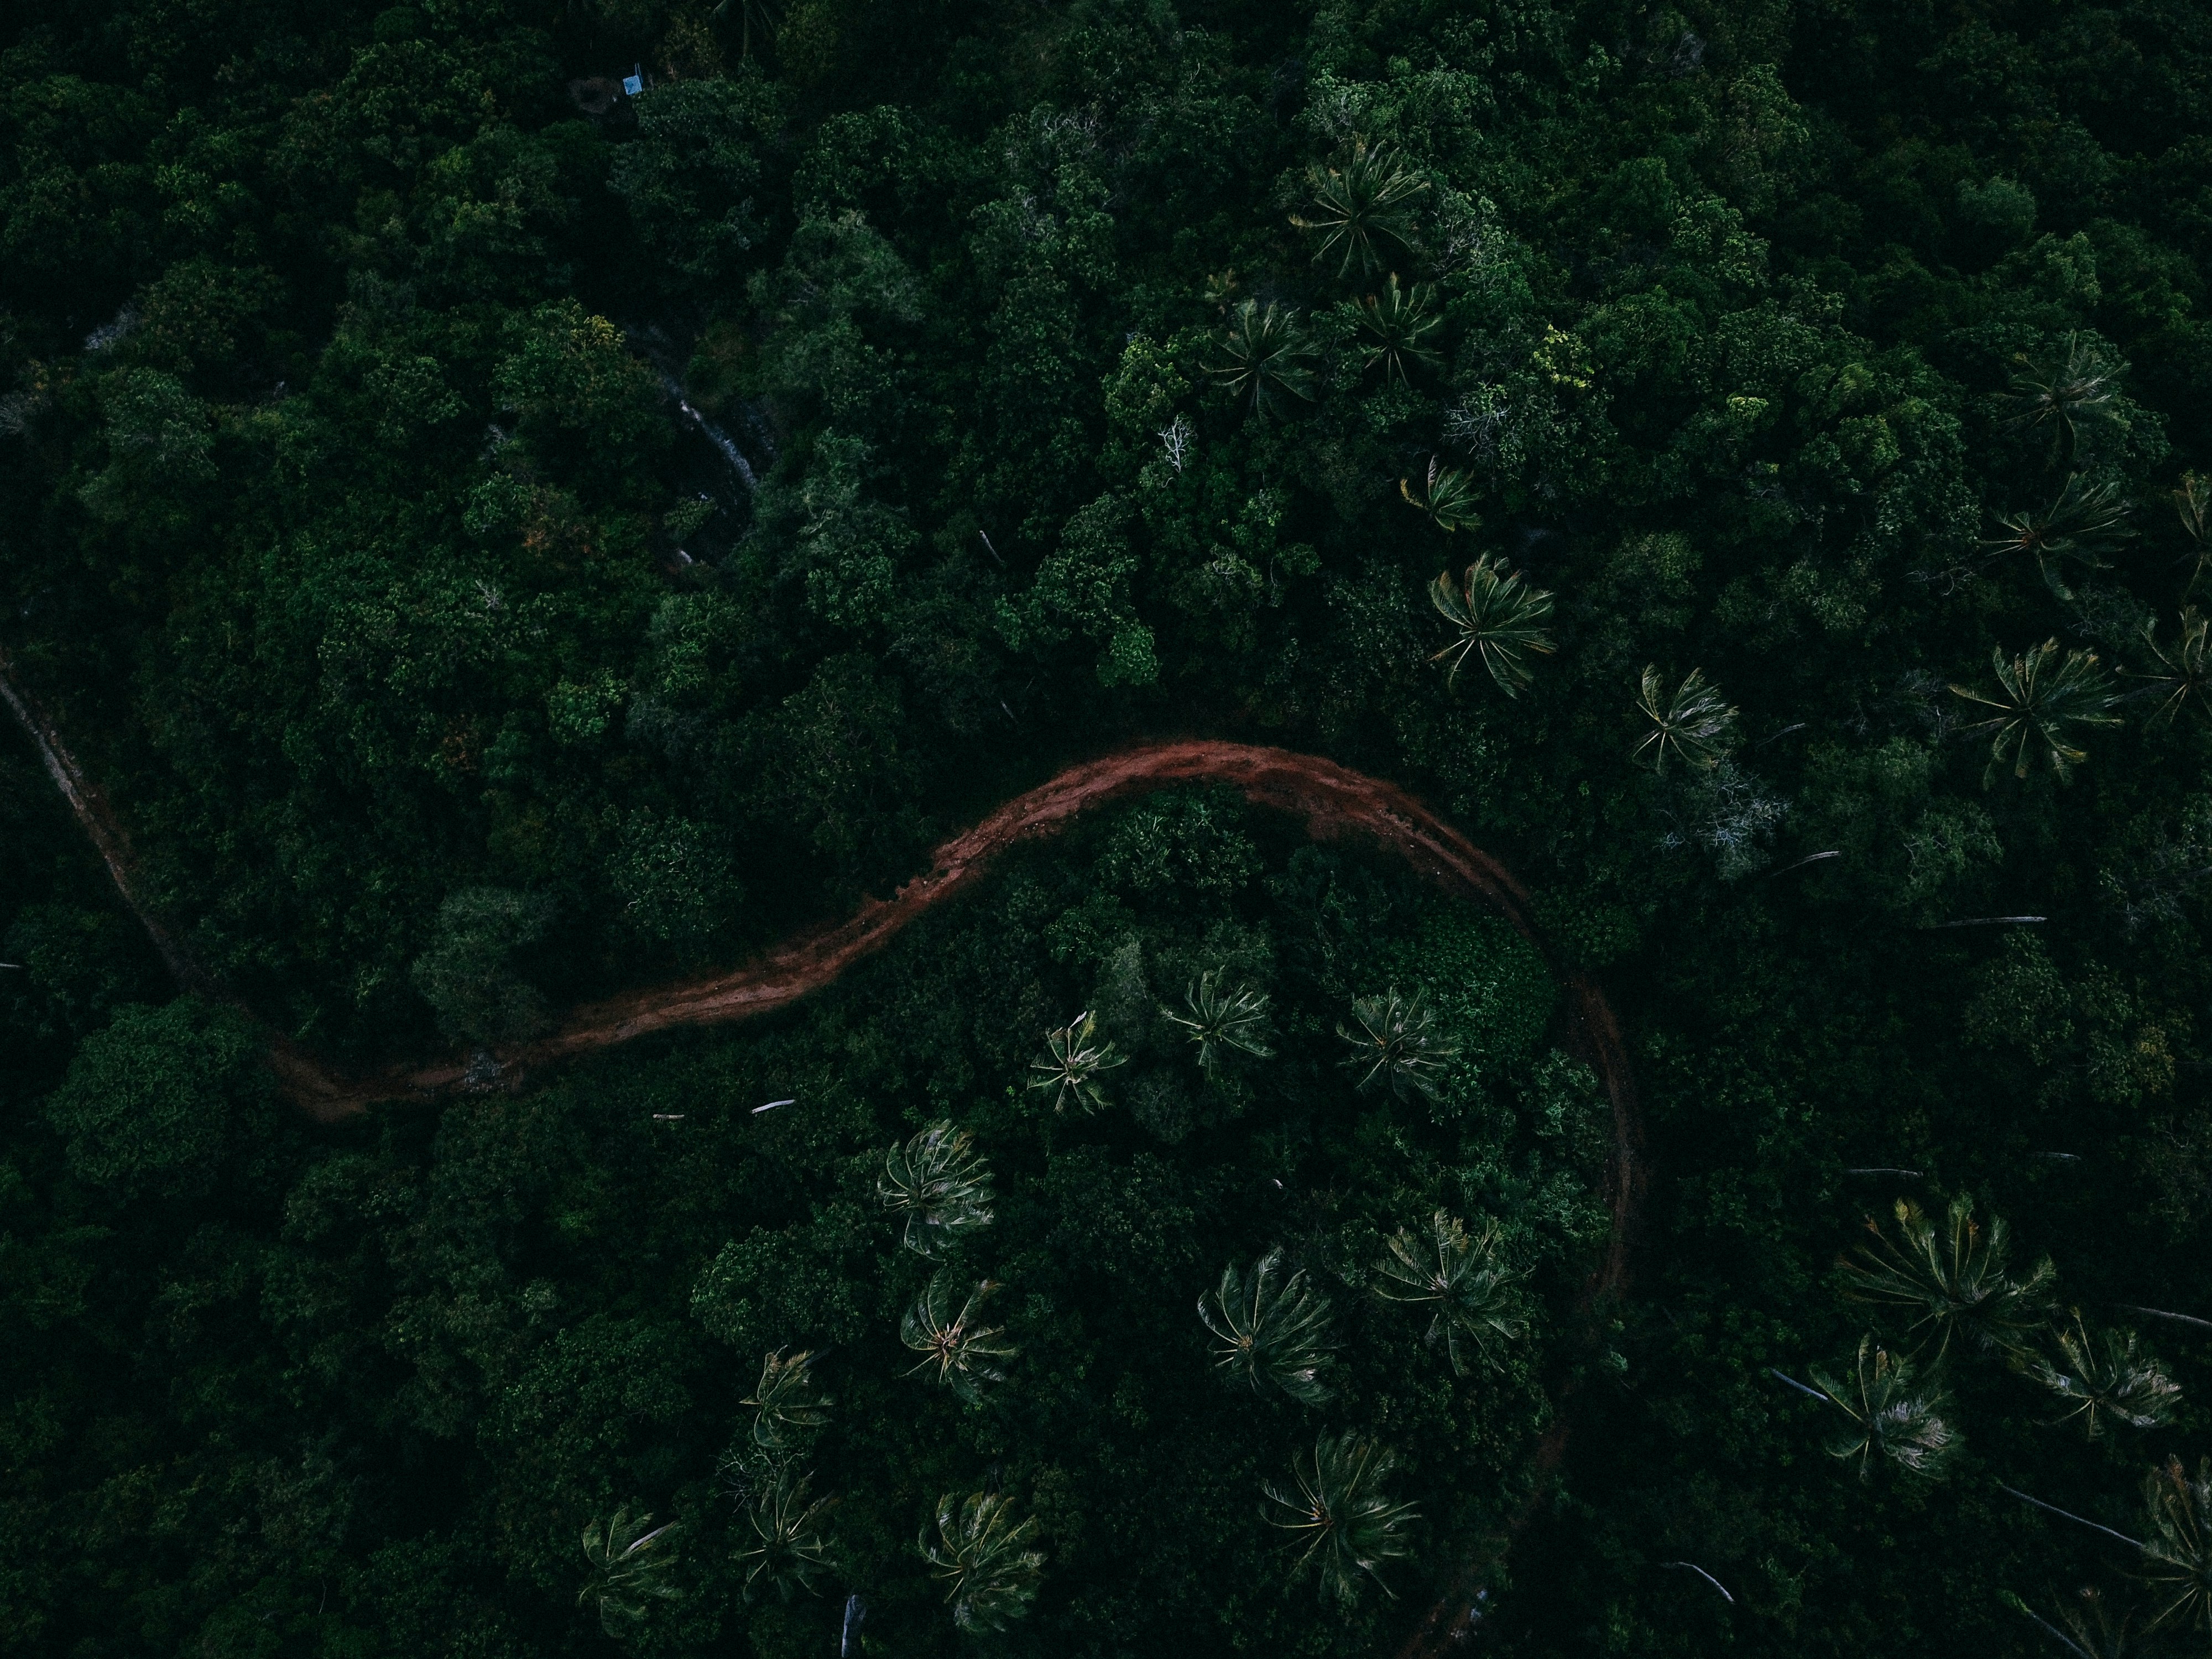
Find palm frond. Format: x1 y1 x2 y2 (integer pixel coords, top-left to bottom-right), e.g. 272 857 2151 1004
1806 1335 1959 1480
2142 1456 2212 1636
1984 475 2133 602
2127 608 2212 728
879 1121 995 1255
1198 1247 1334 1405
1951 639 2121 786
1262 1432 1420 1608
921 1490 1045 1631
1372 1210 1528 1374
1161 969 1273 1074
900 1272 1016 1402
1026 1011 1126 1114
1632 665 1738 773
1837 1194 2055 1359
1428 556 1556 696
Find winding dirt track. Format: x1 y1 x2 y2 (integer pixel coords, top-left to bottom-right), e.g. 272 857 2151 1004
3 659 1641 1654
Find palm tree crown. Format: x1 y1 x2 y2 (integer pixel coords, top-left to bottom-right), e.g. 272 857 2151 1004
2001 337 2121 465
737 1464 836 1601
1292 138 1429 279
921 1490 1045 1631
1951 639 2121 785
1263 1432 1420 1607
2130 608 2211 728
1428 556 1556 696
1027 1011 1126 1114
1837 1194 2054 1359
1338 987 1459 1101
1399 456 1481 532
1807 1335 1959 1480
1984 474 2132 602
1198 1247 1334 1405
742 1347 832 1451
2025 1313 2181 1437
1371 1209 1528 1374
1211 300 1318 418
879 1120 995 1256
900 1272 1016 1402
578 1507 682 1636
1162 970 1273 1073
1632 665 1738 773
1357 274 1442 386
2143 1456 2212 1636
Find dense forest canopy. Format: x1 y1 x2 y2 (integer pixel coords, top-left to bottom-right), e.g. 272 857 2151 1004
4 0 2212 1653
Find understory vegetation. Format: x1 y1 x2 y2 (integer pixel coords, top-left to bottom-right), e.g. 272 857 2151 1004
5 0 2212 1652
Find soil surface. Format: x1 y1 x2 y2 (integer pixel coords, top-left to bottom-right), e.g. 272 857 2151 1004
3 665 1642 1652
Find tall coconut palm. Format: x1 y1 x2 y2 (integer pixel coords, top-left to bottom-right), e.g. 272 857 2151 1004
1292 139 1429 279
1838 1194 2055 1359
2002 337 2121 465
1428 556 1556 696
879 1121 995 1256
921 1490 1045 1631
1198 1248 1334 1405
1632 665 1738 773
1399 456 1481 532
578 1507 682 1636
1162 970 1273 1074
1952 640 2121 786
1372 1210 1528 1375
742 1347 833 1452
2129 609 2211 728
1357 274 1442 387
737 1464 836 1600
2025 1314 2181 1437
1211 300 1318 418
1027 1011 1126 1114
1338 987 1459 1101
1264 1432 1420 1608
1807 1335 1959 1480
2142 1455 2212 1636
1984 475 2133 602
901 1273 1016 1402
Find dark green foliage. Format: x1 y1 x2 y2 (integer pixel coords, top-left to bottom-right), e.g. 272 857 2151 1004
409 886 558 1045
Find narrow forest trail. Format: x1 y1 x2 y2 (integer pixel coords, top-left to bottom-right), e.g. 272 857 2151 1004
3 661 1642 1653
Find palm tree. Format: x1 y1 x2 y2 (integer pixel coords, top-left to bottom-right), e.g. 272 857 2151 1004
879 1121 995 1255
1838 1194 2056 1359
737 1464 836 1600
1399 456 1481 532
1338 988 1459 1101
2142 1455 2212 1636
1027 1011 1126 1114
2129 609 2211 727
1428 556 1556 696
578 1507 682 1636
1162 970 1272 1074
742 1347 833 1451
2002 1585 2145 1659
921 1490 1045 1631
2002 337 2121 465
1951 640 2121 786
2025 1314 2181 1437
1806 1335 1959 1480
2174 472 2210 596
1263 1432 1420 1608
901 1272 1016 1402
1372 1210 1528 1374
1211 300 1318 418
1357 274 1442 387
1292 139 1429 279
1632 666 1738 773
1199 1248 1334 1405
1984 475 2133 602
